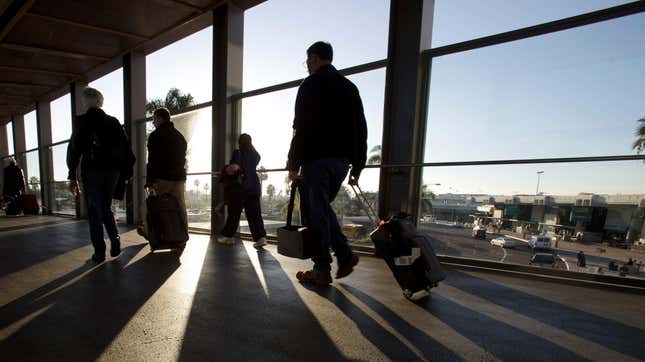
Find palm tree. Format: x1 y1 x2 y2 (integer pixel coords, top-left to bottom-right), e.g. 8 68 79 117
258 166 268 194
633 117 645 154
367 145 381 165
146 88 195 116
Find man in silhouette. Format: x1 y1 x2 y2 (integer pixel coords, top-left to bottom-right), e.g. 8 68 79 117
68 87 132 262
287 41 368 286
2 158 26 214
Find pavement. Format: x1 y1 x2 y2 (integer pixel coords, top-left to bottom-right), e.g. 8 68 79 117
1 215 645 361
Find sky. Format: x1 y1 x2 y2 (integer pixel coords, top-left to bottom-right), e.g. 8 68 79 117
11 0 645 197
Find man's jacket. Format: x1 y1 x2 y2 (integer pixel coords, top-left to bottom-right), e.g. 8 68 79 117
287 64 367 178
146 121 187 183
3 164 25 196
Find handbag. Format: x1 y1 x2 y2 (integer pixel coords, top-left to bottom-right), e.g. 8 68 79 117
277 181 317 259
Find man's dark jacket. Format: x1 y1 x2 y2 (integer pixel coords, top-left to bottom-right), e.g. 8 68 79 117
287 64 367 178
3 164 26 196
146 121 187 183
66 107 135 200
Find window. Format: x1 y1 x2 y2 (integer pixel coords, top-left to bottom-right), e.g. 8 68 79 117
51 143 69 182
431 0 633 47
50 143 74 215
24 111 38 150
6 122 14 155
51 94 72 143
146 27 212 106
25 150 41 206
243 0 390 90
424 13 645 162
89 68 124 123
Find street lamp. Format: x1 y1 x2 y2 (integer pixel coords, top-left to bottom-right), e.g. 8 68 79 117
536 171 544 195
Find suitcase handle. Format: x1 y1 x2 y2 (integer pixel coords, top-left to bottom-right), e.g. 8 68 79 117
350 183 378 229
286 181 299 227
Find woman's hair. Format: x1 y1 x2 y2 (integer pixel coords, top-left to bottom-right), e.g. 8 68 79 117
238 133 254 150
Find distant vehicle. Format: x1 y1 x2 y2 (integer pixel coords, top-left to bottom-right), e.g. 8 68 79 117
490 237 517 248
528 235 552 251
529 253 556 268
472 226 486 239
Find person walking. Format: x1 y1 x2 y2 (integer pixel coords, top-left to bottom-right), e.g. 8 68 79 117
2 158 26 214
218 133 267 249
577 250 586 268
287 41 368 286
139 107 188 238
67 87 132 262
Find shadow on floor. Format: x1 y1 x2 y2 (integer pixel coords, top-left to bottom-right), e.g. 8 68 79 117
0 218 77 233
338 283 463 362
178 243 345 361
0 244 181 361
443 270 645 360
0 218 134 278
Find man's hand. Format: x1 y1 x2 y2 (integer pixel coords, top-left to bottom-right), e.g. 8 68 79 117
226 164 240 175
288 170 303 181
144 182 157 189
69 180 79 196
348 174 359 186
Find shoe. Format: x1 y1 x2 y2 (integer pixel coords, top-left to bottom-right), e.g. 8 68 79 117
91 254 106 263
217 236 236 245
296 270 332 287
110 237 121 257
253 237 267 249
336 254 359 279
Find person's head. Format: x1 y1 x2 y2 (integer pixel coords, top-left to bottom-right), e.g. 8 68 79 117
306 41 333 75
7 157 16 167
82 87 104 112
238 133 253 150
152 107 171 128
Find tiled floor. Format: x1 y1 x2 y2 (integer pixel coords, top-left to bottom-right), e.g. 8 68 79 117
1 216 644 361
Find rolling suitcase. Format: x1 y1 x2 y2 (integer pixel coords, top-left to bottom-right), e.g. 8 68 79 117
146 190 189 251
370 213 446 299
20 194 39 215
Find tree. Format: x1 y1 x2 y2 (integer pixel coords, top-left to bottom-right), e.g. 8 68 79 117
332 186 352 220
266 184 276 200
203 183 210 195
633 117 645 154
367 145 381 165
258 166 268 193
146 88 195 116
194 179 200 197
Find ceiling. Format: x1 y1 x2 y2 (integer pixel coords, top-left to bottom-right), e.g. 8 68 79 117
0 0 265 124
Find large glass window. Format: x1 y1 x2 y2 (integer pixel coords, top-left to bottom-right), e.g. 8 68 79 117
431 0 632 47
51 94 72 143
89 68 124 123
24 150 41 206
6 122 14 155
51 143 69 182
146 27 212 106
50 143 74 215
24 111 38 150
424 13 645 162
420 161 645 278
243 0 390 90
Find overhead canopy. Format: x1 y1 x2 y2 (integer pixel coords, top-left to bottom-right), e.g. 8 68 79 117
0 0 265 123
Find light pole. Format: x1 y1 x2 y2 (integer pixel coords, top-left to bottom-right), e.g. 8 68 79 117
536 171 544 195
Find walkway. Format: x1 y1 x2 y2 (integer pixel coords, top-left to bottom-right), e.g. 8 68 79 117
1 216 644 361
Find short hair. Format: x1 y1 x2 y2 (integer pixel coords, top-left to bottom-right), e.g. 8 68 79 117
238 133 253 150
82 87 104 108
153 107 171 122
307 41 333 62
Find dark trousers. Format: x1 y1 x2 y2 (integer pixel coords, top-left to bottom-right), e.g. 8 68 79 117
299 158 353 273
82 169 120 255
222 186 267 241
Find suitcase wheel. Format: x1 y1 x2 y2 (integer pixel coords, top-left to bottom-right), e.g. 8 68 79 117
403 289 414 300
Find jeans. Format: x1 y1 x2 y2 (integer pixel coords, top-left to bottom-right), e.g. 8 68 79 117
82 168 120 255
222 185 267 241
299 158 353 273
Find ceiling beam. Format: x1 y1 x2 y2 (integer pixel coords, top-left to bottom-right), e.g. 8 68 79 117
0 43 110 61
0 65 80 77
0 81 53 88
161 0 203 13
25 12 151 41
0 0 35 42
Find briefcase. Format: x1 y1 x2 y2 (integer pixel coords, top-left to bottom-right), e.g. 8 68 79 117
277 181 317 259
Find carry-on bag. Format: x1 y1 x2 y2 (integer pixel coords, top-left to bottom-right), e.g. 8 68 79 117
146 189 189 251
20 194 39 215
4 195 21 215
370 213 445 299
277 181 317 259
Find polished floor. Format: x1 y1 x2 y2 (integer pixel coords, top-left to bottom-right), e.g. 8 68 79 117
1 216 644 361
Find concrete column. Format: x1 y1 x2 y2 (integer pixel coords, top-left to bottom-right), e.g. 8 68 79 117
36 102 54 214
211 3 243 232
71 81 88 218
12 114 27 174
124 50 146 225
378 0 434 221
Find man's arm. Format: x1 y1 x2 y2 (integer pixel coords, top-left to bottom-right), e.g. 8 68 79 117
350 87 368 181
146 133 157 184
66 118 83 181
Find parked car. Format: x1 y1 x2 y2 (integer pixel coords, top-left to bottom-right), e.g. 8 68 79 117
490 237 517 248
528 235 552 251
472 226 486 239
529 253 556 268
